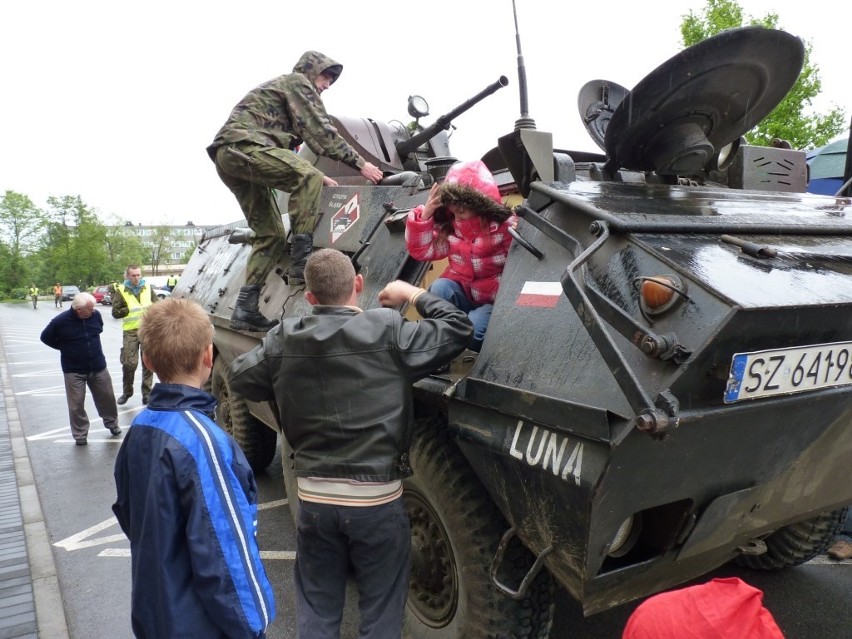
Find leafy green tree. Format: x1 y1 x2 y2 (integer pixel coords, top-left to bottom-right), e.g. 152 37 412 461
0 241 13 297
36 195 110 288
103 217 146 277
145 225 181 276
27 195 145 289
680 0 846 149
0 190 44 288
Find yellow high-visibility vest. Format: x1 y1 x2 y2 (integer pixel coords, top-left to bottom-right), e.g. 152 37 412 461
117 284 153 331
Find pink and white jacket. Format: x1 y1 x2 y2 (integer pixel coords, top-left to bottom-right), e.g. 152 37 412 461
405 208 517 306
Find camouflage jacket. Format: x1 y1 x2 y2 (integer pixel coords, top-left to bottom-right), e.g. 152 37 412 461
208 51 365 170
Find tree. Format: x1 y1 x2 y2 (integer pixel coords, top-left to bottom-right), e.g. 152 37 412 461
28 195 146 289
0 241 14 297
680 0 846 149
103 220 146 276
145 225 181 276
36 195 114 287
0 190 44 288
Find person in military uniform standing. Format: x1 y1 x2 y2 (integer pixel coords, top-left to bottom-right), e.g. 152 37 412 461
207 50 384 332
28 284 39 309
112 265 158 405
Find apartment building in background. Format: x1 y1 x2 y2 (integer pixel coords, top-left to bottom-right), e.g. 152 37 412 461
118 220 217 275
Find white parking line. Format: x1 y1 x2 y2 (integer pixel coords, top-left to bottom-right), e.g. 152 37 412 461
96 549 297 560
60 502 295 561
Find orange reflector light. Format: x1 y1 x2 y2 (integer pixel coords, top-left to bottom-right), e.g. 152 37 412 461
641 277 676 309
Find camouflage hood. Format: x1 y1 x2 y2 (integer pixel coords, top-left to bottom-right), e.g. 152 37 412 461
293 51 343 86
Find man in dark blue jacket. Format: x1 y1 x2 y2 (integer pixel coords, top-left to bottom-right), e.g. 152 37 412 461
113 298 275 638
40 292 121 446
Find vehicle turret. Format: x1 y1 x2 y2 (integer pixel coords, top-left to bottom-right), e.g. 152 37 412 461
299 76 509 179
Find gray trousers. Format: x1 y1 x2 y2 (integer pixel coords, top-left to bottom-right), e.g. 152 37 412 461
63 368 118 441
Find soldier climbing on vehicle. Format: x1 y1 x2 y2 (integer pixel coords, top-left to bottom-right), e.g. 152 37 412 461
207 50 383 332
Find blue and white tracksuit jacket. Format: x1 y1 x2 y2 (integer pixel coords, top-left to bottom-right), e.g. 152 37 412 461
112 384 275 638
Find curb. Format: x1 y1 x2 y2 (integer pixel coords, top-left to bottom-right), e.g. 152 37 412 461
0 327 69 638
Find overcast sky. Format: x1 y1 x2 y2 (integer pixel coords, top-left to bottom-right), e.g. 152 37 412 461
2 0 849 227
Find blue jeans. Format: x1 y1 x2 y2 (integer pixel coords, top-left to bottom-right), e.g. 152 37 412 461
295 498 410 639
429 278 492 352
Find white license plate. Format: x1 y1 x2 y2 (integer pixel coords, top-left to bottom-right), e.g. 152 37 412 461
725 341 852 403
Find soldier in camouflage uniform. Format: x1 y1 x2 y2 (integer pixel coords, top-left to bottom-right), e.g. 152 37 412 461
208 50 383 332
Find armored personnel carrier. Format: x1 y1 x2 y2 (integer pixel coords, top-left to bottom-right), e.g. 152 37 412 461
179 26 852 638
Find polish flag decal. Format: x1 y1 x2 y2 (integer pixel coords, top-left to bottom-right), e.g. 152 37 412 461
516 281 563 308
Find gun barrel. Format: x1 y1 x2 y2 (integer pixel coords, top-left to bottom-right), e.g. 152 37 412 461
396 76 509 159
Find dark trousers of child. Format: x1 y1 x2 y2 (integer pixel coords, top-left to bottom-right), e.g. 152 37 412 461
294 497 410 639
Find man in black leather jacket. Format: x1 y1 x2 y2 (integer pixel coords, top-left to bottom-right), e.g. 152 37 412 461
229 248 471 639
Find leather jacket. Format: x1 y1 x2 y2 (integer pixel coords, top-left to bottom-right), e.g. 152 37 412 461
229 292 472 481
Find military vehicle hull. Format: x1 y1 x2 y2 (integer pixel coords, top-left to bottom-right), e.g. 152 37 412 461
178 174 852 625
179 26 852 637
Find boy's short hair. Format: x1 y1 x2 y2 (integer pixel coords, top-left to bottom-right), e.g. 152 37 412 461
138 298 213 382
304 249 355 305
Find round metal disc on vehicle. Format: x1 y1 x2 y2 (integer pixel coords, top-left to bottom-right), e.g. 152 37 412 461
603 26 805 175
577 79 630 151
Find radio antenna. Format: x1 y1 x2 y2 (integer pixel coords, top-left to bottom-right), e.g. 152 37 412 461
512 0 536 131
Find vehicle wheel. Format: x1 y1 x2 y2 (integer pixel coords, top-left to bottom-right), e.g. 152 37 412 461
211 358 277 472
403 417 554 639
279 434 300 524
734 507 847 570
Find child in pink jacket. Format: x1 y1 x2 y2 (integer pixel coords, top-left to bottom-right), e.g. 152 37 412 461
405 160 517 351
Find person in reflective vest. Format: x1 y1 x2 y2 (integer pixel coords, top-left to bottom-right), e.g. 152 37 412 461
165 274 179 291
54 282 63 308
111 265 158 405
28 285 39 309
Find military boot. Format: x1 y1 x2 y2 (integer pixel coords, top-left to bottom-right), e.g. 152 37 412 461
287 233 314 284
230 285 279 332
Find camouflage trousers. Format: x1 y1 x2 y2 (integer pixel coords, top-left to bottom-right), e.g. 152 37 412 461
214 143 323 286
120 329 153 398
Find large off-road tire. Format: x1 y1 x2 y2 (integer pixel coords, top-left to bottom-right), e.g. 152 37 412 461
211 358 278 472
403 417 554 639
734 507 847 570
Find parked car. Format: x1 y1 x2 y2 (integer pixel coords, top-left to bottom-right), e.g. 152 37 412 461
92 285 113 305
153 287 171 300
806 137 849 195
60 285 81 301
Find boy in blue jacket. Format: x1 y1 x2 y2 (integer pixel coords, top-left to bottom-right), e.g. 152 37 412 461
112 298 275 638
